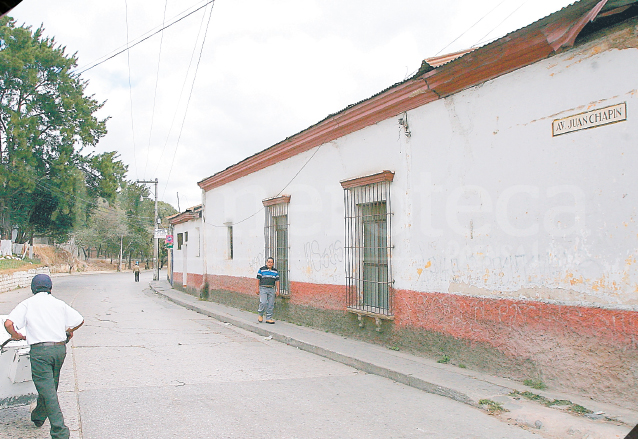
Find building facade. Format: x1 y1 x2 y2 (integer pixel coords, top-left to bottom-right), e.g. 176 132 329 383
168 205 204 292
173 1 638 407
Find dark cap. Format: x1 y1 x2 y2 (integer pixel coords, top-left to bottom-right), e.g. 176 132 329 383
31 274 52 294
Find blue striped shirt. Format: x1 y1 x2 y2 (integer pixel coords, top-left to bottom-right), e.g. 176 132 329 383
257 266 280 287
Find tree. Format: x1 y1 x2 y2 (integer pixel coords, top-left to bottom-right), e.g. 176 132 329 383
74 183 178 267
118 182 177 266
0 17 126 243
157 200 178 267
74 198 127 260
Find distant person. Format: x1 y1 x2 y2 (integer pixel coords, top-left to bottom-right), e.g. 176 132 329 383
133 261 140 282
256 257 279 324
3 274 84 439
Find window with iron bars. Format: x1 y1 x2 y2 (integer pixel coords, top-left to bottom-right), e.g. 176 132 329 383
341 171 394 317
263 196 291 297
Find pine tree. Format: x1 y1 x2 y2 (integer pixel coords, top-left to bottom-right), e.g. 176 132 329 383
0 16 126 243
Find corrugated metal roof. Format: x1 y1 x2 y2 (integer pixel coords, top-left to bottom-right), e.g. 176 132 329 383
198 0 638 191
428 0 636 68
168 204 202 225
425 48 476 67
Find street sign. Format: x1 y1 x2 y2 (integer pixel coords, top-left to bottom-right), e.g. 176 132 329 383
154 228 168 239
165 235 173 248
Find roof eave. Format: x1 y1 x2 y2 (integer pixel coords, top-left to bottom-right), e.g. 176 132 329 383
198 0 621 193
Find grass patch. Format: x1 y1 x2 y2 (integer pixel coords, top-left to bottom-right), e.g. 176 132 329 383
437 354 450 364
523 378 547 390
514 390 551 405
199 282 210 301
0 258 40 272
510 390 593 415
458 364 467 369
551 399 572 406
201 288 545 385
388 346 400 351
479 399 508 414
570 404 593 415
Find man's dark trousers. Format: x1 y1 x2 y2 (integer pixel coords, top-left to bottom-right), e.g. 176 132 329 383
30 344 70 439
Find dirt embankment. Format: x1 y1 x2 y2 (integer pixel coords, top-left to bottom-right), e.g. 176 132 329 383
26 245 120 274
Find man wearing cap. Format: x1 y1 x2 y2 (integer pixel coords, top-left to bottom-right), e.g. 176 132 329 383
3 274 83 439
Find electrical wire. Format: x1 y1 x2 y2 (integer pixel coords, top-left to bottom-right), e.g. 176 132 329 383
142 0 169 179
33 178 156 222
74 0 215 75
5 160 158 222
161 1 214 199
472 0 530 47
435 0 508 56
124 0 139 180
151 5 210 182
206 144 324 228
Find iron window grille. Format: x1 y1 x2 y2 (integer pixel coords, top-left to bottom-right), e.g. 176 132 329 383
263 196 291 297
342 171 394 317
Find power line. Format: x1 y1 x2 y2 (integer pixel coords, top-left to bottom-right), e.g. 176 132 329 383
152 4 211 180
162 1 215 199
435 0 508 56
472 0 530 47
33 178 156 222
143 0 169 179
124 0 139 180
74 0 215 75
206 144 324 228
7 162 158 222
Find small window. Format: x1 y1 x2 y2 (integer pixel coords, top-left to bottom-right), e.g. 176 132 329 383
195 227 200 257
228 226 233 260
185 231 188 242
177 233 183 250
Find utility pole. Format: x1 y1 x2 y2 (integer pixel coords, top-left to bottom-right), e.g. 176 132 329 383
137 178 159 281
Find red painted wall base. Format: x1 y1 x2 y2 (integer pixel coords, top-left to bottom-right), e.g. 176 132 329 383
178 272 637 407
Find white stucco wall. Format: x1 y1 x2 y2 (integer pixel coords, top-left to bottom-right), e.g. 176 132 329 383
172 218 204 279
202 26 638 308
399 39 638 307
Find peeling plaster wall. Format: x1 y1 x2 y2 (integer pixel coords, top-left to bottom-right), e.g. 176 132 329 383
202 131 405 285
201 23 638 308
397 29 638 309
198 21 638 403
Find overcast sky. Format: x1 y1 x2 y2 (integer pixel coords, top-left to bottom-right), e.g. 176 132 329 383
9 0 574 212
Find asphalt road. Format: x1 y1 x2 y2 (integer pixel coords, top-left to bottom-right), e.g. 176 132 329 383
1 271 541 439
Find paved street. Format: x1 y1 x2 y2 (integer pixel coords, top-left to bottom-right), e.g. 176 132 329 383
2 271 543 438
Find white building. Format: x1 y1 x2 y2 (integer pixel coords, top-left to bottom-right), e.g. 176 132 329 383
172 0 638 407
167 205 203 291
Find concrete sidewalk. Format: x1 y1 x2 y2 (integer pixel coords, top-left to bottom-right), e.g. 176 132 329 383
150 279 636 439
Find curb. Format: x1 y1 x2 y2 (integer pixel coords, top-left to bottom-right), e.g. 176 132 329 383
150 283 479 407
149 281 637 439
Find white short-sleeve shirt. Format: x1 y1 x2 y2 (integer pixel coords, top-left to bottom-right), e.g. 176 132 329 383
8 292 83 345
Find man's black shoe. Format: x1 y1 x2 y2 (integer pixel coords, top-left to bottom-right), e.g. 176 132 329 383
33 419 44 427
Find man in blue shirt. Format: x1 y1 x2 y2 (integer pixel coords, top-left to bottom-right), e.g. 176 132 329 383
256 257 279 324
